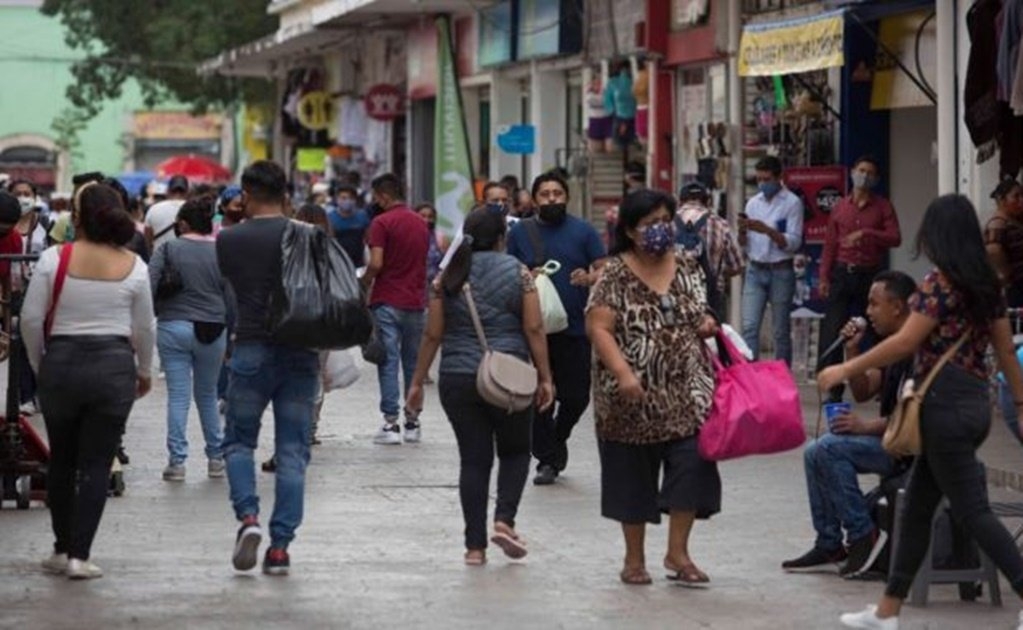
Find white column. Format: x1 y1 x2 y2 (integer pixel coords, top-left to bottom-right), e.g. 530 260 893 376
726 0 743 329
936 0 957 195
529 63 567 181
490 73 522 182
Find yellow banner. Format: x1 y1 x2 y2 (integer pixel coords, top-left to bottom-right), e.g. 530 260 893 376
739 11 844 77
134 112 222 140
870 10 936 110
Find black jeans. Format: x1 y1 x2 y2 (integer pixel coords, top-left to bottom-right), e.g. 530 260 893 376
38 336 136 560
819 266 875 399
532 333 592 471
886 364 1023 598
439 374 532 550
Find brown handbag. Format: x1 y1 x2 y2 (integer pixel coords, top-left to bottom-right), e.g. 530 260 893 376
882 329 971 457
462 284 538 413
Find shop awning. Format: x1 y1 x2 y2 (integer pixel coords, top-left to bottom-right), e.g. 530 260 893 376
198 24 347 78
739 10 845 77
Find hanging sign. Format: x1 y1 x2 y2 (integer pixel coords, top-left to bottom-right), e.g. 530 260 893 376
738 10 845 77
496 125 536 155
365 84 406 121
296 91 334 131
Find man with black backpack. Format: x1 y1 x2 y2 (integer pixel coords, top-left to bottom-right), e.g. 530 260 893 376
674 182 744 320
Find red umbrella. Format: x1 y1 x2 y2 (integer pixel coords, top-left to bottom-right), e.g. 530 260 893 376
155 155 233 184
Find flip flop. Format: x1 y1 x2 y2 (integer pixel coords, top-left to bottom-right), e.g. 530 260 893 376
490 532 528 560
620 567 652 585
666 563 710 586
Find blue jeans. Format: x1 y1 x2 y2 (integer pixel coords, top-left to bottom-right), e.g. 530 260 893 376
222 342 319 548
997 381 1023 446
372 304 425 418
804 432 894 550
157 320 227 465
741 264 796 365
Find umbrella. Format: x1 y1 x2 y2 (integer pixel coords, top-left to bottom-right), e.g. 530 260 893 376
114 171 157 197
155 155 233 184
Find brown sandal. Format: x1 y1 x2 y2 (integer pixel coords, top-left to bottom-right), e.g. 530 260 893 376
619 567 652 585
665 561 710 586
464 550 486 566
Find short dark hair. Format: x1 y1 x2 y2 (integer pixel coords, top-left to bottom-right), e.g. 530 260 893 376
482 181 507 198
371 173 405 201
531 171 570 200
853 155 881 174
241 160 287 204
334 184 358 198
625 160 646 179
872 270 916 303
992 176 1022 200
611 189 677 256
7 179 36 195
76 183 136 246
442 209 508 296
177 196 215 235
167 174 190 194
499 175 520 191
679 181 710 205
754 156 783 178
0 192 21 223
295 203 329 232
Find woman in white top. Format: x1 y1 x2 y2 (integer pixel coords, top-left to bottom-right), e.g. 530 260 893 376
21 182 155 580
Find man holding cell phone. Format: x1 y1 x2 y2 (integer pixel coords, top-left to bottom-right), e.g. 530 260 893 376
782 271 915 577
738 156 804 365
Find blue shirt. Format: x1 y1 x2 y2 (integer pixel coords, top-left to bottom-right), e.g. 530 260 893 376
507 216 606 336
327 207 370 267
743 188 804 263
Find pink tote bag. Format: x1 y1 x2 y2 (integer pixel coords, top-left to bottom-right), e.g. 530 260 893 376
697 332 806 461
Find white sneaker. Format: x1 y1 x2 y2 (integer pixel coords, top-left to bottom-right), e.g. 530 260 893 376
162 463 186 482
41 552 67 575
373 423 402 445
67 558 103 580
840 606 898 630
403 408 421 443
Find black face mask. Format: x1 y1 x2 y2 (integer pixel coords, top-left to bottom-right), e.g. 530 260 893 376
538 203 567 225
427 221 436 231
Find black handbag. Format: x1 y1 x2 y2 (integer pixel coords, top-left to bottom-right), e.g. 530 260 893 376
155 241 183 304
267 221 373 350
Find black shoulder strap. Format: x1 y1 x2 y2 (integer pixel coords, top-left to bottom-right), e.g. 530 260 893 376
154 222 176 240
523 218 546 268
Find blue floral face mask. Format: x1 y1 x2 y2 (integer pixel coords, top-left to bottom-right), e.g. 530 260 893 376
639 221 675 257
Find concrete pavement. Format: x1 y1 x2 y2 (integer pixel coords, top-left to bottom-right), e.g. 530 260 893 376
2 363 1023 629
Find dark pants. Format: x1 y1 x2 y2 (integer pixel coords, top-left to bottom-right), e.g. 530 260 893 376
886 365 1023 599
819 267 875 400
37 336 136 560
439 374 531 550
532 333 592 471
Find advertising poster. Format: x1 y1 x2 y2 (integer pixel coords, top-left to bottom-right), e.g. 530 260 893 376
783 166 847 316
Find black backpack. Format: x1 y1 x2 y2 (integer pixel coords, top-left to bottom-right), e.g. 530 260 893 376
674 213 723 319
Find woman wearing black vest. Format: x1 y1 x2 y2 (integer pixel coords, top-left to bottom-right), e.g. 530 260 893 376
406 209 554 566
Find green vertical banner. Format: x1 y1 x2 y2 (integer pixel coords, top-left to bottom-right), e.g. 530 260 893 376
434 16 475 239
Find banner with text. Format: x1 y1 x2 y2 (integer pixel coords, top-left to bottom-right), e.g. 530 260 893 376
739 10 845 77
433 16 476 240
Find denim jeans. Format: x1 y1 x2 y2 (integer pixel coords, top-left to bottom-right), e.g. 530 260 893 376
804 432 894 551
157 320 227 465
997 381 1023 446
222 342 319 548
741 264 795 365
372 304 425 418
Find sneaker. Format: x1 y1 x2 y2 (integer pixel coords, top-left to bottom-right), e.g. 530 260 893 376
781 546 848 572
261 456 277 473
262 547 290 576
41 552 68 575
841 530 887 578
373 422 402 445
403 408 421 443
67 558 103 580
162 463 186 482
232 516 262 571
839 605 898 629
207 459 226 479
533 464 559 486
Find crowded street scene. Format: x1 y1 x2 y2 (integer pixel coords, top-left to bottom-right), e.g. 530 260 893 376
2 0 1023 628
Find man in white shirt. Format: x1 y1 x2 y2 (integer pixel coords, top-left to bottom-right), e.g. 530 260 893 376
738 156 804 366
145 174 189 253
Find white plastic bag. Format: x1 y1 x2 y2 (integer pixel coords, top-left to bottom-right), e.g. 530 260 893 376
324 348 362 392
704 323 753 360
536 260 569 334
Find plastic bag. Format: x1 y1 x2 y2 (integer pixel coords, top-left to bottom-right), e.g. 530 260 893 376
268 221 374 350
536 260 568 334
324 349 362 391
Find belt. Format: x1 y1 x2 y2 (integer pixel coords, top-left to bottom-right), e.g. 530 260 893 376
750 259 793 270
835 263 881 275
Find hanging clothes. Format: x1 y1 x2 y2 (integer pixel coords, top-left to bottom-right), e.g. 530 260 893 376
964 0 1003 157
337 97 370 147
1013 30 1023 114
997 0 1022 101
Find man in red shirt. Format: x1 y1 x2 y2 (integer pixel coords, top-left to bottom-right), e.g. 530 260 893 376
818 156 901 401
361 173 430 445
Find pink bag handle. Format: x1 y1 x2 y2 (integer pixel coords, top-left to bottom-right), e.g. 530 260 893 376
709 331 748 372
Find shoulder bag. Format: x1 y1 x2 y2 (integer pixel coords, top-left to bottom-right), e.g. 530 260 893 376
43 243 73 341
463 283 537 413
155 240 183 304
882 330 971 457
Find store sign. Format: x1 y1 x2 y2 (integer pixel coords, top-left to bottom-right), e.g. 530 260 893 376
134 112 222 140
784 165 847 316
365 84 405 121
738 10 844 77
434 17 476 238
496 125 536 155
296 91 334 131
296 147 327 173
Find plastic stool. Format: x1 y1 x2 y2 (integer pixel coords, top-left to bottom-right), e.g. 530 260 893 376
890 488 1002 607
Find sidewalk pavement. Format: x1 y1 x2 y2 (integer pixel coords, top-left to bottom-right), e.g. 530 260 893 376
1 366 1022 629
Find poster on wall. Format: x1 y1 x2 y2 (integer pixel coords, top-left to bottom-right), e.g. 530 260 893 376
783 165 847 316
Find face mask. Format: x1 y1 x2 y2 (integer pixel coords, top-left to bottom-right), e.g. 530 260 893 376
427 221 437 231
639 222 675 257
485 202 506 216
18 196 35 215
338 199 355 213
851 172 878 191
758 181 781 199
538 203 567 225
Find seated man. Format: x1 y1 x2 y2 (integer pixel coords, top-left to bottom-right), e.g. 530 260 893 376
782 270 916 576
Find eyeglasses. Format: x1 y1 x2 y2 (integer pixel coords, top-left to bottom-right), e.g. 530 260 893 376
658 294 678 327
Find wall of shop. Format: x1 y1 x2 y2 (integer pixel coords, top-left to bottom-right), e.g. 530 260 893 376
888 105 937 281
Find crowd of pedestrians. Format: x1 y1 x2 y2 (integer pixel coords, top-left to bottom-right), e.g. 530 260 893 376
6 156 1023 629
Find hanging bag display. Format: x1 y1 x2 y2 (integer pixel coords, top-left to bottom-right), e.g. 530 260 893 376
882 330 970 457
462 284 537 413
698 332 805 461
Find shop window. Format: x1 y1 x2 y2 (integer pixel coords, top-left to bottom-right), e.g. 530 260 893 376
742 0 818 15
478 1 514 67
